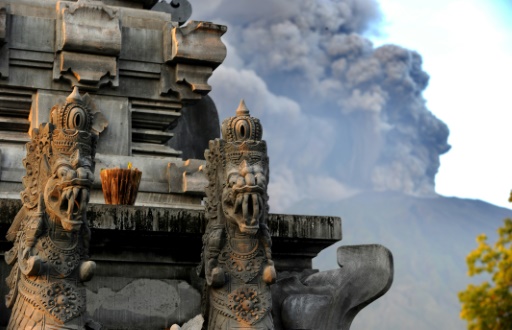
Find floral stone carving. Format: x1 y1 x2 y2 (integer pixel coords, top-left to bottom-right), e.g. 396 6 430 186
4 87 107 329
199 100 276 329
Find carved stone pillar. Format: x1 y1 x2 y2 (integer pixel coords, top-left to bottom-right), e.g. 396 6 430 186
200 100 276 329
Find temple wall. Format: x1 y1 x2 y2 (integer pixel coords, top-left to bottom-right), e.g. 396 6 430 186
0 199 341 329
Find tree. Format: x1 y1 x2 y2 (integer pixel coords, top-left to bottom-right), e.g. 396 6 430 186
458 214 512 330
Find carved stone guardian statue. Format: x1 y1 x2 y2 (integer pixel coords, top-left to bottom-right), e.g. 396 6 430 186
199 100 276 329
4 87 107 329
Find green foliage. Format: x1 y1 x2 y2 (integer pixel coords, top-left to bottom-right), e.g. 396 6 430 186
458 218 512 329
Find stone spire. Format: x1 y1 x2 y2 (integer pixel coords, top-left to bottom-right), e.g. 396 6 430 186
236 99 250 117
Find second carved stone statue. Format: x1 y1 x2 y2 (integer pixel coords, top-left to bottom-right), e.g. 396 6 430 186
4 88 107 329
199 100 276 329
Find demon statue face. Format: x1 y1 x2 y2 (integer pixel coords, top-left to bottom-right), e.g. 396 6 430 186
4 87 107 330
44 89 100 231
221 142 268 235
200 100 276 329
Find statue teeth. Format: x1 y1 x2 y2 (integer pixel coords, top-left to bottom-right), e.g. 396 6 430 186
67 191 75 215
235 194 243 211
73 187 80 199
252 194 260 219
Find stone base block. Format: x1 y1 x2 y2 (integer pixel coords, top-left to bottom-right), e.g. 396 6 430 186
86 277 201 329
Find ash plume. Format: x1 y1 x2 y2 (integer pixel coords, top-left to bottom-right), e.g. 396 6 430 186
189 0 450 209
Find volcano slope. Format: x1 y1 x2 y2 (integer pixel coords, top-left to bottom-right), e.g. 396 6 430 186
287 191 512 330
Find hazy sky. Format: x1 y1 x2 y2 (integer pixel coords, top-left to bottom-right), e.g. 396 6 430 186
371 0 512 209
186 0 512 210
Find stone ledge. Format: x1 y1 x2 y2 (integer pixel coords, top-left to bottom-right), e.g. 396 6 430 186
0 198 341 272
0 198 341 241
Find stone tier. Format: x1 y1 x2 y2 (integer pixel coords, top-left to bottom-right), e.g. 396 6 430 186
0 199 341 329
0 0 227 206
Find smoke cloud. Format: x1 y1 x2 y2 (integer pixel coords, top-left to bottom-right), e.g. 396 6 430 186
186 0 450 211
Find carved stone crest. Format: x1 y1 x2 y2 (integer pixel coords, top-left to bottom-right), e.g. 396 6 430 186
4 87 107 329
199 100 276 329
227 286 272 325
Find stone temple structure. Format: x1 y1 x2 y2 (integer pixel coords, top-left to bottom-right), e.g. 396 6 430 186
0 0 393 329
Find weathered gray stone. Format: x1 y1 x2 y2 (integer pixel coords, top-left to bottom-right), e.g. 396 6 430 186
10 49 54 71
93 96 130 156
53 1 122 89
0 87 32 144
272 244 393 330
53 51 119 90
167 159 206 195
56 1 122 55
168 95 220 160
86 278 201 329
129 98 182 157
121 26 163 63
165 21 227 67
0 145 24 184
281 294 332 329
10 15 54 52
170 313 204 330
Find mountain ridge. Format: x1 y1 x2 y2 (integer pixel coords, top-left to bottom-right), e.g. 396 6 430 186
285 192 512 329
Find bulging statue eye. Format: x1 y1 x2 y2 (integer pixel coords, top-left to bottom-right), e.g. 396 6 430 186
57 167 68 179
67 107 88 130
228 175 238 187
65 169 77 181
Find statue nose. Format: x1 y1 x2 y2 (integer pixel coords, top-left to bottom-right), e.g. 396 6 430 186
77 167 88 180
77 168 95 182
245 173 255 186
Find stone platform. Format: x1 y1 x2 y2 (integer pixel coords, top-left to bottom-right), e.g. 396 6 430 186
0 199 341 329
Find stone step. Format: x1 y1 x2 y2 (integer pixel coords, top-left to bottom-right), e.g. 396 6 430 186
132 128 174 144
131 142 182 157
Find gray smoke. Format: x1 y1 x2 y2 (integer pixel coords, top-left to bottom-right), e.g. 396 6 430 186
188 0 450 210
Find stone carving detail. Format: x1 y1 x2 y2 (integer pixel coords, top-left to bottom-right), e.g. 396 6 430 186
199 100 276 329
54 1 121 89
161 21 227 101
271 244 394 330
4 87 107 329
167 159 206 194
